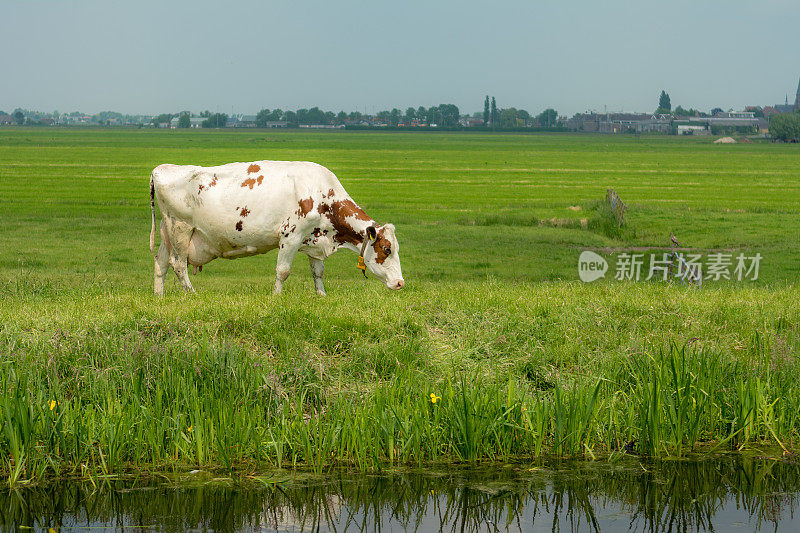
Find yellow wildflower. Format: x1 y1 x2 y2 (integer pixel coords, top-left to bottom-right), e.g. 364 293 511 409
188 425 193 432
49 400 57 411
430 393 440 404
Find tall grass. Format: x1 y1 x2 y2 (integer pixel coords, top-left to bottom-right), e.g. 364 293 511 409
1 324 798 485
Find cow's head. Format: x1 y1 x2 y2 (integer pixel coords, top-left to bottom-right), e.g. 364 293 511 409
363 224 404 290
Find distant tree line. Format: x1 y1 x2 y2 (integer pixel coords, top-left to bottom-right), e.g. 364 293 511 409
199 110 228 128
770 111 800 142
2 96 566 130
253 104 465 127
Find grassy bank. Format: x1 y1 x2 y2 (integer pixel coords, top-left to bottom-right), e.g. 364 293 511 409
1 129 799 484
2 281 799 483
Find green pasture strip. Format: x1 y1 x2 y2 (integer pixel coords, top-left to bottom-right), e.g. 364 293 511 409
1 128 799 283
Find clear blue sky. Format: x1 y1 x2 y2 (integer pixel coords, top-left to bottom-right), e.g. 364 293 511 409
4 0 799 116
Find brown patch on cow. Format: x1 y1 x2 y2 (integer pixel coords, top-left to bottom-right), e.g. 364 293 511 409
198 184 205 193
325 188 335 198
289 224 296 233
312 227 322 237
247 164 261 174
372 229 392 264
296 198 314 217
257 175 264 185
210 175 218 187
241 177 256 189
235 221 243 231
335 199 371 221
239 207 250 217
317 199 373 245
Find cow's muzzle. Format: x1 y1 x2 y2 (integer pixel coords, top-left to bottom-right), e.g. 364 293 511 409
388 279 405 290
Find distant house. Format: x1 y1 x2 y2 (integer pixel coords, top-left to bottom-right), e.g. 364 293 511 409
459 116 484 127
299 124 342 129
0 114 14 125
567 113 670 133
677 124 709 135
234 115 257 128
713 111 755 119
263 121 288 128
762 106 779 117
169 116 205 128
668 111 763 134
602 113 670 133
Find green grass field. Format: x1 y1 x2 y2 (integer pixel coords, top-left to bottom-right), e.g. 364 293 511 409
1 128 799 483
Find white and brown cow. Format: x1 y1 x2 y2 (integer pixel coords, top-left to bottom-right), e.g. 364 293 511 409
149 161 404 295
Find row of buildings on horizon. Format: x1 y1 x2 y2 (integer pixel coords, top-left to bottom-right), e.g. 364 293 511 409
569 79 799 135
2 79 799 136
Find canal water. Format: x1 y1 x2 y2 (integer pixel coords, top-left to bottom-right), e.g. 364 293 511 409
2 455 799 532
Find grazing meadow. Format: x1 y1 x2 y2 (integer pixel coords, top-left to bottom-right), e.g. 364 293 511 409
1 128 800 484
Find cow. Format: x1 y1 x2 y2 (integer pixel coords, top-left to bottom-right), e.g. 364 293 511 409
149 161 404 296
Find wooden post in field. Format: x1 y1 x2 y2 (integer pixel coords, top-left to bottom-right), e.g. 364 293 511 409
605 188 627 227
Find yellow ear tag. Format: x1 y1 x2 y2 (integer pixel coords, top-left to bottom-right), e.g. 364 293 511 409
357 256 366 270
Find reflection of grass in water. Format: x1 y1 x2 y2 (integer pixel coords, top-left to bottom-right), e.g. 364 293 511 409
3 458 800 531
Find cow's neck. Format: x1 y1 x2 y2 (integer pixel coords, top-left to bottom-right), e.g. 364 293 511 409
340 217 375 254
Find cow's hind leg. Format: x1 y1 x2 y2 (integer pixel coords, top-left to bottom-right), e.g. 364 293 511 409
154 241 170 296
274 242 299 294
165 218 195 293
309 257 326 296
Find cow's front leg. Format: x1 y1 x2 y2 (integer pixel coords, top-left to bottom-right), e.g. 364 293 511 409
309 257 326 296
274 242 299 294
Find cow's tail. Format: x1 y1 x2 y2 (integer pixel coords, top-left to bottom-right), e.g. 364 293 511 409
149 173 157 253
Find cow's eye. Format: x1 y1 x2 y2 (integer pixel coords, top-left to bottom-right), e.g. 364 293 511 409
384 247 391 256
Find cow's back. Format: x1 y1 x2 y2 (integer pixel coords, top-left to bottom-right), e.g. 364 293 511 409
155 160 340 212
152 161 345 254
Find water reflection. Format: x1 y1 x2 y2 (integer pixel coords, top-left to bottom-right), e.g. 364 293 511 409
2 455 798 532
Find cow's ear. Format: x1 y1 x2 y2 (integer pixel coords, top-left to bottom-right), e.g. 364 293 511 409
366 226 377 241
